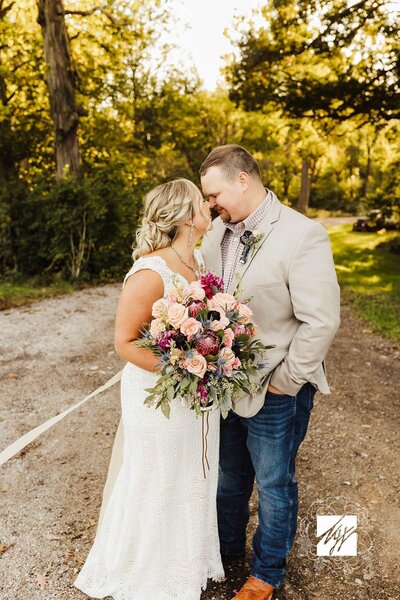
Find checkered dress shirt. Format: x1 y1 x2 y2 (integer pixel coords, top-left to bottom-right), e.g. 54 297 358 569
221 191 273 292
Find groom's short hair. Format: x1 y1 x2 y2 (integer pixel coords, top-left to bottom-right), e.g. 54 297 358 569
200 144 261 180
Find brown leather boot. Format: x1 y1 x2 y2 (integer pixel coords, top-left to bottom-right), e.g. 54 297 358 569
233 576 275 599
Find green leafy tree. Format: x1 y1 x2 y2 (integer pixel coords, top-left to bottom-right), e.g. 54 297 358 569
228 0 399 124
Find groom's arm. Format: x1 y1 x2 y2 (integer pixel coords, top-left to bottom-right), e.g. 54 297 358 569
269 221 341 396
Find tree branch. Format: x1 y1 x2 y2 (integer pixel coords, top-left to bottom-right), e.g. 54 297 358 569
0 0 14 20
62 7 120 26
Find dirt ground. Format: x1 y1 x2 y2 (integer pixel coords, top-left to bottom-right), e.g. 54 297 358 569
1 277 399 599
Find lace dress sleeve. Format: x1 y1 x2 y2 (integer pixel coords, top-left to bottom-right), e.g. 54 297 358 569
122 256 174 297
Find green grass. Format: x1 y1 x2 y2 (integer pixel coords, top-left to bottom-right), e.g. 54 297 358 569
0 276 107 310
328 224 400 344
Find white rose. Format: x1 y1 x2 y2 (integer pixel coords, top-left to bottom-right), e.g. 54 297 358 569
237 303 253 324
167 303 189 328
149 318 166 338
151 298 168 319
208 292 237 312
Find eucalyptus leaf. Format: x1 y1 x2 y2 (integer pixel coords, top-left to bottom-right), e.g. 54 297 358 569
161 401 171 419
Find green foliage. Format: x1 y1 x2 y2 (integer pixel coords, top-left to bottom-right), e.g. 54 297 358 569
329 224 400 342
227 0 399 124
0 0 398 292
39 169 142 280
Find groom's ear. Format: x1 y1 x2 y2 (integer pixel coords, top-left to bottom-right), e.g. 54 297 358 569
238 171 250 191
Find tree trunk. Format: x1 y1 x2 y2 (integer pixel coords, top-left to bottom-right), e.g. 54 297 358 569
0 74 18 183
0 38 19 271
297 158 310 213
0 2 18 183
37 0 81 179
282 164 291 198
360 137 373 200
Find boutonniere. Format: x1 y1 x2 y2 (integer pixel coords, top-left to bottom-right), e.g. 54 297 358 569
239 230 264 264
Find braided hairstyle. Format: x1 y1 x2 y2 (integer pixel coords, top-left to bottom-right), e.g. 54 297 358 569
131 179 202 260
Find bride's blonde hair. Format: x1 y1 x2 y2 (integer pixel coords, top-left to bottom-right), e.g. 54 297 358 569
132 178 203 260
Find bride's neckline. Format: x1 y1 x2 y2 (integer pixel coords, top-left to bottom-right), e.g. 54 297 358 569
137 253 200 285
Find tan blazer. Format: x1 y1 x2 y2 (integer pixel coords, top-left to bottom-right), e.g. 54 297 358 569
200 192 341 418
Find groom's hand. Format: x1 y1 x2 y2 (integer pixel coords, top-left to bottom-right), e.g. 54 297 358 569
267 384 286 395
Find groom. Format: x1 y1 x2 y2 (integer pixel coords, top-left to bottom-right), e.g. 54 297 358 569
200 145 340 599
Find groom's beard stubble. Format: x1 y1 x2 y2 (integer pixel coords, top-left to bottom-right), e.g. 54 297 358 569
211 206 232 223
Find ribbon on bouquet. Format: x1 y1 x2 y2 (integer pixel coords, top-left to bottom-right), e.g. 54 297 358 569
0 370 123 467
201 411 210 479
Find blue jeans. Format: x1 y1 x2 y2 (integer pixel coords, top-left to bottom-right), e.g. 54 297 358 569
217 382 316 589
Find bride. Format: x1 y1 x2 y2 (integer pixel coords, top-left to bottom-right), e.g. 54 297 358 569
73 179 225 599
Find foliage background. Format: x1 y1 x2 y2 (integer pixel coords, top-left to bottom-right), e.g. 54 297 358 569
0 0 398 286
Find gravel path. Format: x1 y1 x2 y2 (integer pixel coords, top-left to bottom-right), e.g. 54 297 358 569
1 282 399 599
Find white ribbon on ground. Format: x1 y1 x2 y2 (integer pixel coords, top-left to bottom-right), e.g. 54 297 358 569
0 370 123 467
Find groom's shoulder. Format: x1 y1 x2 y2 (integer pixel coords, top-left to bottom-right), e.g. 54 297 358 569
278 202 325 237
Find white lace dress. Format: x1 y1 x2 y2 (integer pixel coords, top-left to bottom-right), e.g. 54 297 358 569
73 253 224 600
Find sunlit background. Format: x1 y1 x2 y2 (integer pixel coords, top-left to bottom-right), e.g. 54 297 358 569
0 0 399 341
167 0 262 90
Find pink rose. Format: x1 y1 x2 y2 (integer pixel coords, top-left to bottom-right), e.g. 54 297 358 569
232 356 241 370
167 281 186 303
237 303 253 324
210 315 230 331
233 324 246 336
218 347 238 376
184 281 206 302
167 303 189 328
180 317 203 340
208 292 237 312
223 328 235 348
149 318 166 338
151 298 168 319
183 351 207 378
219 346 236 367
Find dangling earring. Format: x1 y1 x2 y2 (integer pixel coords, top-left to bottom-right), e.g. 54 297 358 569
188 224 194 248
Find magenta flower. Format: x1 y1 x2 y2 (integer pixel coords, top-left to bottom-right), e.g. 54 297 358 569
196 381 209 406
157 330 176 350
200 272 224 299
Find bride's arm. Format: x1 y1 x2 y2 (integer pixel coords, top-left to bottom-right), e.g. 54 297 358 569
114 269 164 372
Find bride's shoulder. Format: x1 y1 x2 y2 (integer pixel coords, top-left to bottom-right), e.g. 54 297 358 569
142 248 170 260
122 254 168 289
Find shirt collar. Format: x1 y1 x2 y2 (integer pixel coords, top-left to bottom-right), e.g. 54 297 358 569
225 189 272 237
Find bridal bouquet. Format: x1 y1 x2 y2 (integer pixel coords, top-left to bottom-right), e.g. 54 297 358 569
135 271 271 418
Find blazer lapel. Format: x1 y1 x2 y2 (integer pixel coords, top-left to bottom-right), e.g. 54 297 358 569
227 193 282 294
